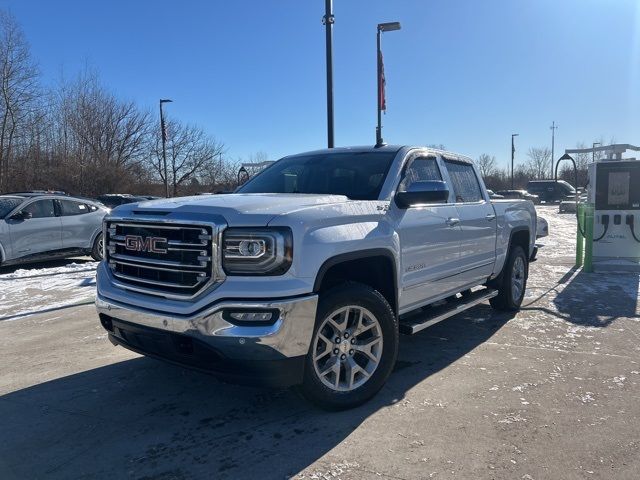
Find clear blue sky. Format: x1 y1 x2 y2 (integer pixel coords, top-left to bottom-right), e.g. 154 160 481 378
2 0 638 168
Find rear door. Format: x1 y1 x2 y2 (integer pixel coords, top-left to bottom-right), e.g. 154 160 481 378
7 199 62 258
395 155 463 313
442 158 497 285
58 199 97 249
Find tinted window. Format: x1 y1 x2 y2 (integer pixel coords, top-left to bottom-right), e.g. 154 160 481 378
237 151 396 200
98 196 124 208
444 160 483 203
400 157 442 191
23 200 56 218
60 200 89 216
0 197 23 217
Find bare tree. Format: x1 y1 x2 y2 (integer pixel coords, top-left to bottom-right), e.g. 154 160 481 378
524 147 551 180
150 119 224 196
57 70 152 194
476 153 497 178
427 143 446 150
0 11 40 191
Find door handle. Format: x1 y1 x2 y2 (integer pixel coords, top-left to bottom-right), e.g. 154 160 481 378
445 217 460 227
486 213 496 221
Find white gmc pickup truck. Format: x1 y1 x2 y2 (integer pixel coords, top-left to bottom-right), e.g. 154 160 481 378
96 145 540 409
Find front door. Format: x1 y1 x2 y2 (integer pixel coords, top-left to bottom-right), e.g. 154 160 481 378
7 199 62 259
395 155 462 314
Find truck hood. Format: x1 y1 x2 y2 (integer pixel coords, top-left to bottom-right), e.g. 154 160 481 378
114 193 351 226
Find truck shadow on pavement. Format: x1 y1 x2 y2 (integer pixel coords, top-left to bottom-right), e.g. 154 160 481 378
0 306 512 480
526 269 640 328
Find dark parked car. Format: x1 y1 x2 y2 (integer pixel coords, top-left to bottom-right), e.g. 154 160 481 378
526 180 576 203
96 194 148 209
496 189 540 204
0 193 108 266
486 189 504 199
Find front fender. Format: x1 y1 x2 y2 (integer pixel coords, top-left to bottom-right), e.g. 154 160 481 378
269 201 399 280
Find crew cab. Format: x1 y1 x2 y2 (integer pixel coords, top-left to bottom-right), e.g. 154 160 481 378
96 146 540 409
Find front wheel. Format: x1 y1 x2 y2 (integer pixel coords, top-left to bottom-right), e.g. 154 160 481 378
91 233 104 261
490 245 528 311
298 282 398 410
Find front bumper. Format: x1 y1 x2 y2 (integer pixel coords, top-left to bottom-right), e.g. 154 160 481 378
96 293 318 387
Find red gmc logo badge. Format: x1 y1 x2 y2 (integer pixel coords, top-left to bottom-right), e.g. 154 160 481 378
124 235 168 254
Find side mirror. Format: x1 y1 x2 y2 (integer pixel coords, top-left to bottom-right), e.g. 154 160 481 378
10 211 32 221
395 181 449 209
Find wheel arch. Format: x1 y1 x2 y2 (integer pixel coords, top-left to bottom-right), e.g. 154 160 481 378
509 227 531 258
489 226 530 287
313 248 398 315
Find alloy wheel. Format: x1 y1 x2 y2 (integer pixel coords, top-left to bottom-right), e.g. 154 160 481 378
312 306 383 392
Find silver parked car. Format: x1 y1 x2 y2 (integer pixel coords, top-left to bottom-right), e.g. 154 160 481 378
0 193 108 267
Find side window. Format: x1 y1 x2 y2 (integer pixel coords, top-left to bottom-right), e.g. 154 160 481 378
60 200 89 216
444 160 483 203
399 156 442 191
23 200 56 219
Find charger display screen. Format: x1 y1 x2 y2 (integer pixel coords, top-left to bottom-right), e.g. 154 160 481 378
596 161 640 210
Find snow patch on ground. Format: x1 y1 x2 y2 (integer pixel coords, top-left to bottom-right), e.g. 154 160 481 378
0 261 98 320
536 205 578 259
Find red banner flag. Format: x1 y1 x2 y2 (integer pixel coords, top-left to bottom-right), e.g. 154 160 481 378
378 50 386 112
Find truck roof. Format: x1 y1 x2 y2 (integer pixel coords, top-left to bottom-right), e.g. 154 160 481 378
286 145 474 163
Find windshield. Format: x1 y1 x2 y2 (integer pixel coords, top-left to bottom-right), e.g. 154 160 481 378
237 151 396 200
559 181 576 193
0 197 24 217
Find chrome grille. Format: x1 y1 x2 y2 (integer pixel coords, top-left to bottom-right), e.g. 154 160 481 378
105 221 216 298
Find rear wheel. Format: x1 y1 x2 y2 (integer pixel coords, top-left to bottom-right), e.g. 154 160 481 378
490 245 528 311
298 283 398 410
91 233 104 261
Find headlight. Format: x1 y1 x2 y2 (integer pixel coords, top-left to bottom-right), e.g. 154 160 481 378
222 227 293 275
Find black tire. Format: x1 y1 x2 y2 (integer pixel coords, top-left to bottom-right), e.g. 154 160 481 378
489 245 528 311
298 282 398 410
91 233 104 261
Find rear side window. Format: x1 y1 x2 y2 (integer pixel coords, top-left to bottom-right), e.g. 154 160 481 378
0 197 23 217
444 160 483 203
399 157 442 191
23 200 56 218
60 200 89 216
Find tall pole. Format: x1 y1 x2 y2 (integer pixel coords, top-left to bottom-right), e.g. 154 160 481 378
375 22 401 147
376 28 383 146
159 100 171 198
550 121 557 178
511 133 519 189
323 0 334 148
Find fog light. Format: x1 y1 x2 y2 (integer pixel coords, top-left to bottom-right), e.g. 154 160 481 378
223 309 279 325
230 311 273 322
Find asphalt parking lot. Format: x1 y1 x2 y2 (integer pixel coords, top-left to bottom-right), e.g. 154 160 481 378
1 206 639 480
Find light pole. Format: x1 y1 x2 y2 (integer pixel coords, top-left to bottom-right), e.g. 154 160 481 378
323 0 335 148
376 21 401 147
592 142 601 163
550 121 557 178
511 133 519 189
159 99 173 197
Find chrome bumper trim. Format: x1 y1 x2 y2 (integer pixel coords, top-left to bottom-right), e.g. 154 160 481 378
96 293 318 359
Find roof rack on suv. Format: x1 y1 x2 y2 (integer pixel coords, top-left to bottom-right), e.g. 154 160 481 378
2 190 68 197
